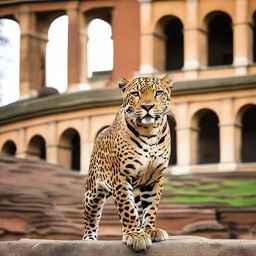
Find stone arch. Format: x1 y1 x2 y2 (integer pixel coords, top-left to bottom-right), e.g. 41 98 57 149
236 104 256 163
192 109 220 164
1 140 17 156
167 115 177 165
203 11 233 66
58 128 81 171
154 15 184 71
0 18 20 105
46 15 68 93
27 135 46 160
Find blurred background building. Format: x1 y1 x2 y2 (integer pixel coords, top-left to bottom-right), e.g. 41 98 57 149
0 0 255 241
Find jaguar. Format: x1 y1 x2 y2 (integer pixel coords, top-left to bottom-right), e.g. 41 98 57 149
83 74 173 251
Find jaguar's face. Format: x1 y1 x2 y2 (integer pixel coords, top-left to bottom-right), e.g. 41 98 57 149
118 74 173 126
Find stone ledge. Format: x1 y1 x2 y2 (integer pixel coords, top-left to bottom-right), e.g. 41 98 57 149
0 74 256 125
0 236 256 256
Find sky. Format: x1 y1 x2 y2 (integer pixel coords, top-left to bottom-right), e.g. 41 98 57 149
0 19 20 106
0 17 113 106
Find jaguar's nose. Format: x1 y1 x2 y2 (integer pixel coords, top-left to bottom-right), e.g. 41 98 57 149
141 104 154 112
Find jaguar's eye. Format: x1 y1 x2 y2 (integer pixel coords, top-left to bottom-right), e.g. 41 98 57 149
156 90 164 97
130 91 140 97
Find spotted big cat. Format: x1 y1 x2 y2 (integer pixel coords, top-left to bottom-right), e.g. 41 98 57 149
83 74 173 251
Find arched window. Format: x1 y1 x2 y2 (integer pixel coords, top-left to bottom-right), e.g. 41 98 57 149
46 15 68 93
154 16 184 72
58 128 80 171
241 105 256 163
165 17 184 71
167 115 177 165
206 12 233 66
1 140 16 156
193 109 220 164
27 135 46 160
0 18 20 106
87 19 113 78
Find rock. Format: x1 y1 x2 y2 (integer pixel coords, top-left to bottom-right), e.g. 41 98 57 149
37 87 59 98
182 220 225 233
0 236 256 256
0 156 256 241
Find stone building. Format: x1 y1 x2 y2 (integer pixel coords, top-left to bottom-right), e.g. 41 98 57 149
0 0 256 175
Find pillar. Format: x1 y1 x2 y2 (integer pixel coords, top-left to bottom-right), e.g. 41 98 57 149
80 142 93 175
218 99 239 171
219 123 240 171
233 0 253 75
67 6 88 91
80 117 92 175
16 128 26 158
46 121 58 164
138 0 157 73
112 0 140 80
19 11 47 98
184 0 207 78
172 103 194 174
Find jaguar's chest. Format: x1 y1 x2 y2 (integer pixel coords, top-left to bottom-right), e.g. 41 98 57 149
122 142 167 183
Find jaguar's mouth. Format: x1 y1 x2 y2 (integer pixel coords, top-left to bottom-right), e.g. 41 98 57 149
142 113 154 120
137 114 156 124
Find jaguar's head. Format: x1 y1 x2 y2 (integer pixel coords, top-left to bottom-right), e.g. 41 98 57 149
118 74 173 126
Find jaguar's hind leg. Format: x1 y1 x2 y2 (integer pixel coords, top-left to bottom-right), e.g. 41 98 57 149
82 188 109 240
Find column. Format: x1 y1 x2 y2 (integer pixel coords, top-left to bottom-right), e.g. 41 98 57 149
233 0 253 75
16 128 26 158
67 5 87 91
46 121 58 164
218 99 239 171
80 117 92 175
112 0 140 80
80 142 93 175
79 27 89 85
19 11 47 98
184 0 207 78
173 103 195 174
138 0 157 73
219 124 240 171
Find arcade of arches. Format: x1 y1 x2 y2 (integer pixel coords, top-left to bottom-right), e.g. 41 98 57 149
1 99 256 174
0 0 256 174
0 0 256 97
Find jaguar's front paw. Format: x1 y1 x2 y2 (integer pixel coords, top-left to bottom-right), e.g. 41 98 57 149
123 232 152 252
145 227 169 242
82 234 98 240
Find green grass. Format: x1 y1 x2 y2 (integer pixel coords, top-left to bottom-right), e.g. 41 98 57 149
162 196 256 206
162 179 256 207
221 181 256 196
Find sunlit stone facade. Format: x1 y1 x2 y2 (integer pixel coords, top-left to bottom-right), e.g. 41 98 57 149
0 0 256 174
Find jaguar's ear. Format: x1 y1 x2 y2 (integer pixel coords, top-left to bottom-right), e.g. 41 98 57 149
118 78 129 92
161 73 174 89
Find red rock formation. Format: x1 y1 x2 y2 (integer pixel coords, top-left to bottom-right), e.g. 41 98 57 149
0 156 255 241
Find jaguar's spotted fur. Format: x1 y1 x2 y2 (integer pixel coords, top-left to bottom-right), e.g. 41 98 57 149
83 74 173 251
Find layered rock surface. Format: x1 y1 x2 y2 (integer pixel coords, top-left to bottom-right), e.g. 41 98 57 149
1 236 256 256
0 156 256 241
